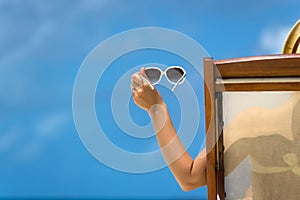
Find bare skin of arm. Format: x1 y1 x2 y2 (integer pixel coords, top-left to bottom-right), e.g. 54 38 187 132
131 68 207 191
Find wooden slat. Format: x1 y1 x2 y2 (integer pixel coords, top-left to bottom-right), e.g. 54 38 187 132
216 82 300 92
215 77 300 92
216 77 300 84
204 58 217 200
214 54 300 78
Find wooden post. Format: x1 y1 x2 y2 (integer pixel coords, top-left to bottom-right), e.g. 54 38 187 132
204 57 217 200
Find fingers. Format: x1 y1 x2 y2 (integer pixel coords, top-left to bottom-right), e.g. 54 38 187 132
131 72 143 86
140 67 147 77
131 82 148 92
130 84 136 93
131 68 155 94
131 81 140 89
140 67 150 81
131 81 144 94
131 70 154 90
131 73 144 94
132 68 150 84
132 82 153 96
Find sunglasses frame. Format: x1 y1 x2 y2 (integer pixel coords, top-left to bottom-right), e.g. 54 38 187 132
145 66 186 86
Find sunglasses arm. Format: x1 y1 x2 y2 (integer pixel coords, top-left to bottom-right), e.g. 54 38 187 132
171 75 186 91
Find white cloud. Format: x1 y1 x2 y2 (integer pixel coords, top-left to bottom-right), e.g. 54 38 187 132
258 25 290 54
14 141 44 162
0 1 104 66
12 112 70 162
0 0 111 105
0 21 55 105
36 112 70 137
0 128 20 153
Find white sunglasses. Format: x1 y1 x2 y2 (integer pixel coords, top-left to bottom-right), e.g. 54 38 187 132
145 66 186 91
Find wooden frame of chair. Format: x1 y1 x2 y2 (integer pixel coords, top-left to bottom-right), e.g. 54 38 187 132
204 54 300 200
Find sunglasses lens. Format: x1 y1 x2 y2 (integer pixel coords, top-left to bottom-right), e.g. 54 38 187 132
166 68 185 84
145 68 161 84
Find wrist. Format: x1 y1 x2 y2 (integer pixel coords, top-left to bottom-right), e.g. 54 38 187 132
147 101 166 115
148 102 167 134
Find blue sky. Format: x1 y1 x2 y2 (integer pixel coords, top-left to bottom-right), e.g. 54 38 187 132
0 0 299 199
